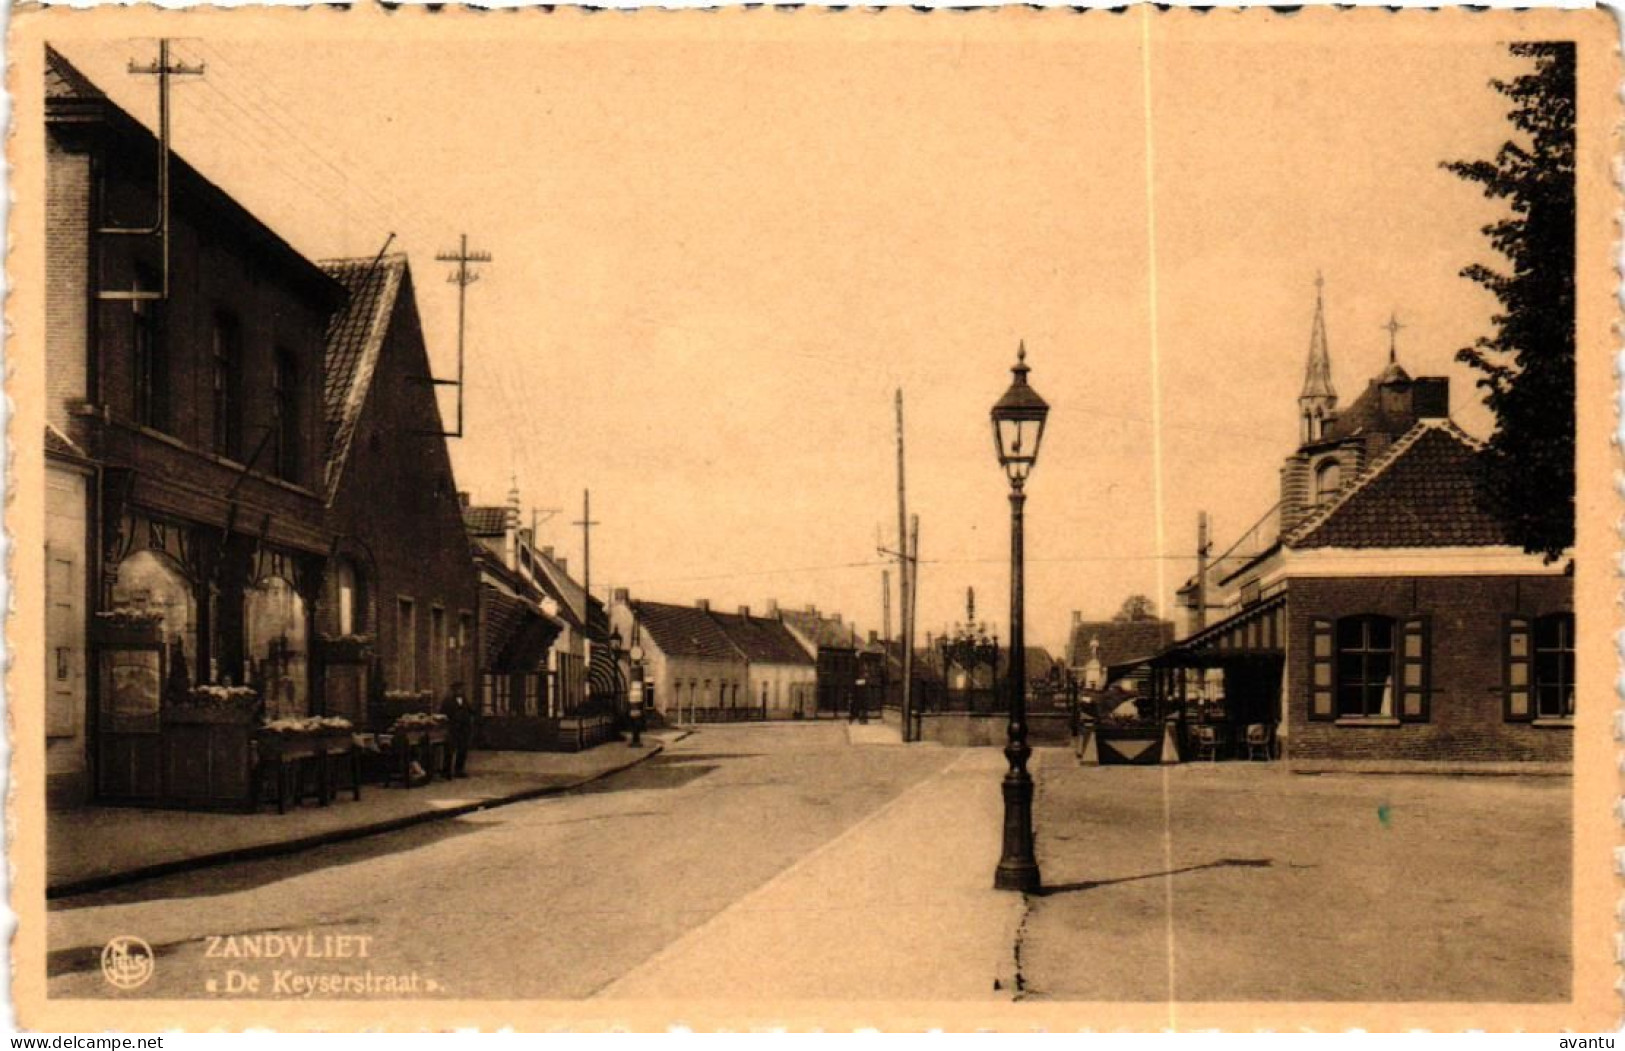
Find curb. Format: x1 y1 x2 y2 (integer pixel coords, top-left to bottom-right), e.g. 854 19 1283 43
47 742 666 901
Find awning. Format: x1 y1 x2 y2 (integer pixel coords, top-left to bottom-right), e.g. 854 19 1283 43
482 585 564 673
496 612 562 673
587 644 626 700
1153 593 1287 666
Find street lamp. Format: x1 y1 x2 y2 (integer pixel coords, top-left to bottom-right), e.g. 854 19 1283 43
990 341 1049 893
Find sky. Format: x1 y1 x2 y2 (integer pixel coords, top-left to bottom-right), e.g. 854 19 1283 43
48 14 1524 655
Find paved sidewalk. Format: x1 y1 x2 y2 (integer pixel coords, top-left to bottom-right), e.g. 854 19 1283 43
594 747 1029 1001
1020 757 1571 1003
48 733 680 898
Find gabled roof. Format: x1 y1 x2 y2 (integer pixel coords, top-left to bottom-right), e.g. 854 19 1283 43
463 505 512 538
319 253 409 500
710 612 816 666
46 47 104 101
1287 419 1511 549
1068 620 1176 670
633 601 745 663
779 609 859 651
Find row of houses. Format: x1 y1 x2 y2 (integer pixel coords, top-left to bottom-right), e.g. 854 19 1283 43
41 49 620 807
609 596 887 721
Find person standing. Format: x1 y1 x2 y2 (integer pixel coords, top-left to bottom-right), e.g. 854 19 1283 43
441 683 474 779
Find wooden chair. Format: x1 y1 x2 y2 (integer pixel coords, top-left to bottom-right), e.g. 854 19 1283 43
1245 723 1271 761
1194 724 1219 762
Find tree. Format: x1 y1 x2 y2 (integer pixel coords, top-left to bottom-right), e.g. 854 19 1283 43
1445 42 1576 560
1113 594 1158 622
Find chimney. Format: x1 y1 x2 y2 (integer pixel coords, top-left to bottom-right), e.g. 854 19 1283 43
765 598 779 616
696 599 711 612
806 604 817 615
832 612 843 626
1414 376 1450 419
868 630 878 644
738 605 751 618
542 546 554 560
1071 610 1081 628
557 557 568 575
457 491 470 510
612 588 630 606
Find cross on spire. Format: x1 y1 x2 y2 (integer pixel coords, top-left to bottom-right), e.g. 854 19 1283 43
1382 312 1405 364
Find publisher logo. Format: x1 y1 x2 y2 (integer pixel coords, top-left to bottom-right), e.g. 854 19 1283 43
101 936 155 990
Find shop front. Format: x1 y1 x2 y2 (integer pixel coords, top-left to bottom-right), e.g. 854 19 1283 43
93 484 332 810
1148 595 1286 762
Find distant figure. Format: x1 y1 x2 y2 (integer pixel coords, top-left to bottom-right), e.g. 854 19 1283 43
441 684 474 779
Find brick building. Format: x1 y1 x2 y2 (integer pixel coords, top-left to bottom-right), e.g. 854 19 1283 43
45 49 346 805
1154 283 1573 768
317 253 480 725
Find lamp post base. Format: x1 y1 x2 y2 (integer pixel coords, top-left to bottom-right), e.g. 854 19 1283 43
993 771 1042 893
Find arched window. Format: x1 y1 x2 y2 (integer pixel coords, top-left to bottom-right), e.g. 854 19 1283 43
1314 459 1342 505
246 575 308 719
112 549 197 684
1335 615 1394 719
1533 613 1575 720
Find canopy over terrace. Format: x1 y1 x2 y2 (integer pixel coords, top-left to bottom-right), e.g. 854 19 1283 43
1147 593 1287 754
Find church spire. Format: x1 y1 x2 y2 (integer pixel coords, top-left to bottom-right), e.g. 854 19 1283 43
1298 272 1338 444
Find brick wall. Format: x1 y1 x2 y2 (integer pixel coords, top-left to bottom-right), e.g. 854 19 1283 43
45 132 89 437
1285 574 1573 763
325 269 480 702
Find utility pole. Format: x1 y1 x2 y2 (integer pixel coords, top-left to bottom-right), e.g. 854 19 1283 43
434 234 492 438
572 489 600 596
896 390 915 743
98 40 205 304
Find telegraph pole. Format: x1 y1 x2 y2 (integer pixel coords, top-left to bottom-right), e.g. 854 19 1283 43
434 234 491 438
896 390 915 742
573 490 600 596
98 40 204 304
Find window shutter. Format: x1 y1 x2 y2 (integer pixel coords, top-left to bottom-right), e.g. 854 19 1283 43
1504 615 1533 722
1399 616 1430 722
1309 618 1334 721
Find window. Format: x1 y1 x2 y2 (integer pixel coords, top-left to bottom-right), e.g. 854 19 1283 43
211 313 243 459
1533 613 1574 720
131 275 166 431
396 598 416 691
429 606 446 699
1335 616 1394 719
333 559 366 636
272 349 300 483
1313 459 1342 505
